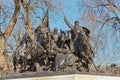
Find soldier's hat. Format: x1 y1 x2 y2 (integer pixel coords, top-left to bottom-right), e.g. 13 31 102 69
54 28 58 31
75 20 79 23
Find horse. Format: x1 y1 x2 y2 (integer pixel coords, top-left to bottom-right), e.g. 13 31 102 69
73 30 97 72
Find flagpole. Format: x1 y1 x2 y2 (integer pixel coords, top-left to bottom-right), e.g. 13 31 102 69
47 9 51 53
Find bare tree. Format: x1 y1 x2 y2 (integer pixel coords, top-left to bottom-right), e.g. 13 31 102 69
0 0 21 74
78 0 120 65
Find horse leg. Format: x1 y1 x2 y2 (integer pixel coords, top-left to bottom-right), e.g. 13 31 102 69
30 59 36 72
13 58 17 72
18 57 25 73
23 57 27 72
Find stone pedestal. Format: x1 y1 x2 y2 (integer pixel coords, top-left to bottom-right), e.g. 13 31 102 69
5 73 120 80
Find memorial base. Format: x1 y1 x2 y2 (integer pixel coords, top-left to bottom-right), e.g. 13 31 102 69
5 73 120 80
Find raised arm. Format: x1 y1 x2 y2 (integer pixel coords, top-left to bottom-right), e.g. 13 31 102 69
64 16 73 29
4 0 21 39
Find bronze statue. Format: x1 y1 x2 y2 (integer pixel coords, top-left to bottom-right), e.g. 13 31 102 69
12 10 97 73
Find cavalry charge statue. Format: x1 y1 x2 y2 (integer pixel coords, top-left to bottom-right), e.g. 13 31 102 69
13 11 96 73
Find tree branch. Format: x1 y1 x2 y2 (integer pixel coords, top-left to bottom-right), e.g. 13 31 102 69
4 0 21 39
21 0 32 35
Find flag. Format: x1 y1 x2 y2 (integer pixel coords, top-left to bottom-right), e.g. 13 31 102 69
35 9 49 32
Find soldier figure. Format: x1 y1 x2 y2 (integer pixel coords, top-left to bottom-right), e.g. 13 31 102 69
51 28 60 43
65 18 85 40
